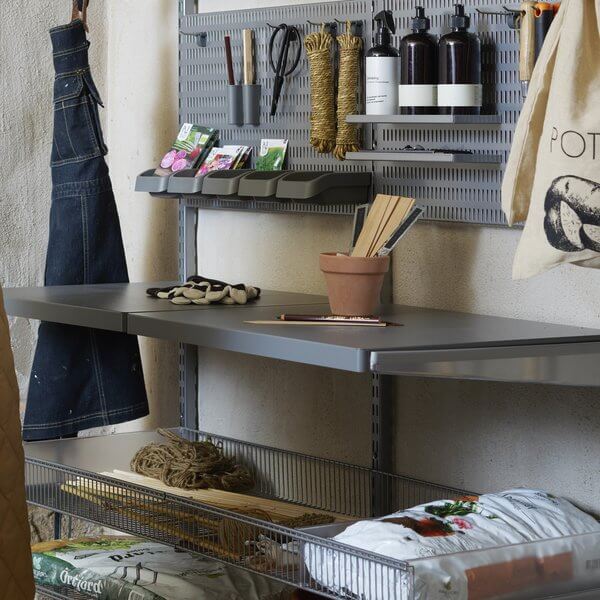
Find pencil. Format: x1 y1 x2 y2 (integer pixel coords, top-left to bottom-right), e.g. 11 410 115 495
225 35 235 85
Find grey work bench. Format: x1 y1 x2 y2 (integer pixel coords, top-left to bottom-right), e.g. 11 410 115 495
9 281 600 478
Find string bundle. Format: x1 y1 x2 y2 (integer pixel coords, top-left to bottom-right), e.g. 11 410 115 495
131 429 254 492
334 23 363 160
304 26 337 153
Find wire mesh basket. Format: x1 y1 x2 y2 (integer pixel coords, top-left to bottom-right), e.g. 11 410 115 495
26 428 466 599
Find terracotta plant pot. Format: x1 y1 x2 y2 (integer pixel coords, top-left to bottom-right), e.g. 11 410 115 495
319 252 390 316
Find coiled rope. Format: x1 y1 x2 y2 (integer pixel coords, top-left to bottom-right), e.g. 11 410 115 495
304 26 336 153
131 429 254 492
334 22 363 160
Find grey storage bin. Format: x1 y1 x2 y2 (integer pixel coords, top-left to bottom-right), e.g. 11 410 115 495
135 169 171 193
276 171 372 204
167 169 204 194
227 85 243 126
242 84 261 126
201 169 252 196
237 170 289 198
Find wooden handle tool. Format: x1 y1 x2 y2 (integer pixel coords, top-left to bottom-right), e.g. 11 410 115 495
243 28 255 85
519 1 537 90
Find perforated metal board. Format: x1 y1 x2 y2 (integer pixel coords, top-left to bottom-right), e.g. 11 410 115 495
373 0 521 225
179 1 522 225
179 1 373 173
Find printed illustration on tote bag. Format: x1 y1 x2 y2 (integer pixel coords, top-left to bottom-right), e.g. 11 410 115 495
544 175 600 253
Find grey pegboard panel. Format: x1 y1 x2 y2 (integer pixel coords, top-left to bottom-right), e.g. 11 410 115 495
372 0 522 225
179 1 373 174
179 1 522 226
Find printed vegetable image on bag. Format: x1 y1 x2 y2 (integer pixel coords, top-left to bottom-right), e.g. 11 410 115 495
502 0 600 278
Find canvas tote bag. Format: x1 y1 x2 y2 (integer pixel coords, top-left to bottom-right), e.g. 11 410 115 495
502 0 600 278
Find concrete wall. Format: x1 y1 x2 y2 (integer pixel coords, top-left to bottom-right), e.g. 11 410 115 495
103 1 180 431
4 0 600 515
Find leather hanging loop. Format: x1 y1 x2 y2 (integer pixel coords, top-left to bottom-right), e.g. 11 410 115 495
71 0 90 32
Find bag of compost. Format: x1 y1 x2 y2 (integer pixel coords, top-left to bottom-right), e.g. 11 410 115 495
502 0 600 278
32 537 292 600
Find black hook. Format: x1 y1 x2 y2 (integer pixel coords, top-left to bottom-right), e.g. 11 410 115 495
476 7 523 29
306 20 338 35
333 18 363 37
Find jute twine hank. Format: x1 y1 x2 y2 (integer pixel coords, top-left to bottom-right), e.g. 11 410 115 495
334 22 363 160
130 429 254 492
304 26 337 153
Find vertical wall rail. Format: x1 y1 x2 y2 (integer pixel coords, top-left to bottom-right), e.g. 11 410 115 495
371 372 394 516
178 201 199 430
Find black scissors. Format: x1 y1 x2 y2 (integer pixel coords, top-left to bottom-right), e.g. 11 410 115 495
268 23 302 116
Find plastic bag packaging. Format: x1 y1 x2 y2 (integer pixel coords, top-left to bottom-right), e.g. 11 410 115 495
32 537 293 600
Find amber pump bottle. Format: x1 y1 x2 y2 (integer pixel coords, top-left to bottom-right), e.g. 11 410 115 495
438 4 482 115
399 6 438 115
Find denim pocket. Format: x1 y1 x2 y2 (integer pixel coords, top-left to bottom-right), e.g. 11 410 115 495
51 70 107 166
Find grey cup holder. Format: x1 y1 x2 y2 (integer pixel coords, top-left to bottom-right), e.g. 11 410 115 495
135 169 171 193
167 169 205 194
237 170 289 198
276 171 372 204
200 169 253 196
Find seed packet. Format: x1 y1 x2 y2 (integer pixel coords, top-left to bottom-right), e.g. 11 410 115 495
233 146 253 169
255 139 289 171
197 145 244 176
155 123 218 176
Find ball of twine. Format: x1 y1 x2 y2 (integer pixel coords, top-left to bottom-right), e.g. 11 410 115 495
130 429 254 492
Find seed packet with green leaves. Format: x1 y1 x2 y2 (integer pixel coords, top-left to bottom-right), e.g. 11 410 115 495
255 139 289 171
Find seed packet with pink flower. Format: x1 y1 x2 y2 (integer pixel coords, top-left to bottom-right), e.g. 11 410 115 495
155 123 218 176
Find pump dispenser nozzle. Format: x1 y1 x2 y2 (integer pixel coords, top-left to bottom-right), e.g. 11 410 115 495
373 10 396 46
451 4 471 30
412 6 431 32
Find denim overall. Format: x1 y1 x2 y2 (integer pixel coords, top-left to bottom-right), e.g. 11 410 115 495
23 20 149 440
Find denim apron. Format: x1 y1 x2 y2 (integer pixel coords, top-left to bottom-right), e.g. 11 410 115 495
23 20 149 440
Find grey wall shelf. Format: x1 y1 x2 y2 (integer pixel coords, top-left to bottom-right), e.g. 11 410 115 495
180 195 362 215
346 151 502 165
4 283 326 333
347 114 502 126
8 283 600 385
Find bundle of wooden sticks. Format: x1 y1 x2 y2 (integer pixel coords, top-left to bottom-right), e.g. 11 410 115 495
351 194 418 258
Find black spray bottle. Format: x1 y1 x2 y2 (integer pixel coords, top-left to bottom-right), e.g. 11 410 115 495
366 10 399 115
399 6 438 115
438 4 481 115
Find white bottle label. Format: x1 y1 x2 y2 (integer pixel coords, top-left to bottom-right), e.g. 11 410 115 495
398 84 438 107
438 84 482 107
366 56 399 115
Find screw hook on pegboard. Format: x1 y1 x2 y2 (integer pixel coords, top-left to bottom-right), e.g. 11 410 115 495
476 7 524 30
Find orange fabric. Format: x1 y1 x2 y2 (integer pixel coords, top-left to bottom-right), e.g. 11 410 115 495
0 287 35 599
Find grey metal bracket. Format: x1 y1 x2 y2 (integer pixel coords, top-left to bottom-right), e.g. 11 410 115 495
178 200 199 430
371 372 394 516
